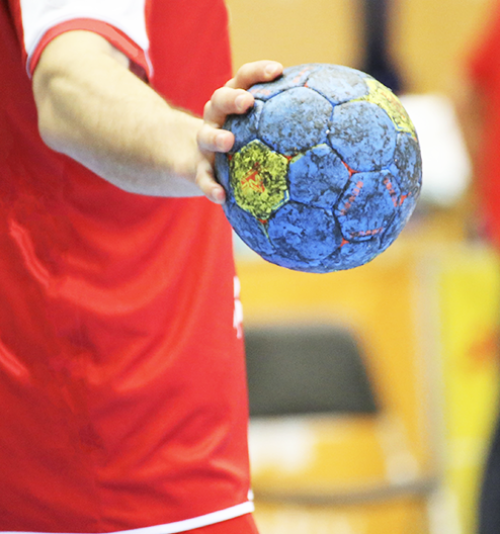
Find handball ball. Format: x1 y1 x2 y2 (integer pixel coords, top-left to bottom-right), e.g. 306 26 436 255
215 64 422 273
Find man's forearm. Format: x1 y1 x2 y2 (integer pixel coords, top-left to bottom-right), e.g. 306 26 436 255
33 30 203 197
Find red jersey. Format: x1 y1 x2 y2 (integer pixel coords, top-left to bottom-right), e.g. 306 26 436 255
0 1 253 532
468 1 500 248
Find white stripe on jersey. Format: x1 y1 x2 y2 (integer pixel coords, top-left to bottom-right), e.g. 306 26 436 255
0 501 255 534
19 0 149 68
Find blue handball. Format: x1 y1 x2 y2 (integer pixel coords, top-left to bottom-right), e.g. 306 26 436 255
214 64 422 273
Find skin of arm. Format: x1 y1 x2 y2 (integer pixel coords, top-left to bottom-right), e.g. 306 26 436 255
32 30 283 203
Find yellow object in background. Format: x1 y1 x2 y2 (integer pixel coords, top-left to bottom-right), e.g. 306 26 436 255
433 248 500 534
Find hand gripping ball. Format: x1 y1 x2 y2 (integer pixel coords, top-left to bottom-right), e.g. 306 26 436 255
214 64 422 273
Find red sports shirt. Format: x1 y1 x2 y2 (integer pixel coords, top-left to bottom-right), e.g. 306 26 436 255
0 1 253 532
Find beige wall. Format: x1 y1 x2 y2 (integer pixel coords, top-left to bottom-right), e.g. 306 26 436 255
225 0 364 72
225 0 495 93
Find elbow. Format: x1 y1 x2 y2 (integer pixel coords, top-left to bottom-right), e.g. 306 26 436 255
32 68 73 154
37 114 62 153
35 110 66 155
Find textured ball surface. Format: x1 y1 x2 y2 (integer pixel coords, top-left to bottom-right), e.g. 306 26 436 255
215 64 422 273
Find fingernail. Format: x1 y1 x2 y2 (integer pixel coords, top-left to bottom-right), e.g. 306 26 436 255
216 132 227 150
265 63 280 78
212 186 226 204
235 93 250 112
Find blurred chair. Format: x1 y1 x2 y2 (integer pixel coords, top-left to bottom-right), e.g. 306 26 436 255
246 325 377 417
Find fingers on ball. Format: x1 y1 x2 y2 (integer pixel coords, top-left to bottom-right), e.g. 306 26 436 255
198 123 234 153
226 61 283 90
205 88 253 125
196 162 226 204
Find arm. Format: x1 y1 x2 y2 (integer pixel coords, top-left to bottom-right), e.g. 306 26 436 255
32 30 282 202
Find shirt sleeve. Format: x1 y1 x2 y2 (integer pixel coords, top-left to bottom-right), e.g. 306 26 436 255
15 0 151 78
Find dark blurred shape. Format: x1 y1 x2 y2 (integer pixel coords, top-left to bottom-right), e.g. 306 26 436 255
245 325 378 417
360 0 403 93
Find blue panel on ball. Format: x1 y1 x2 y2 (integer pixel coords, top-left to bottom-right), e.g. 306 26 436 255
391 132 422 196
328 101 397 171
223 201 275 256
215 152 230 190
379 172 419 254
250 64 320 101
378 198 413 253
307 65 370 105
259 87 332 155
288 144 350 209
268 201 342 262
335 171 400 241
225 100 264 153
322 237 383 271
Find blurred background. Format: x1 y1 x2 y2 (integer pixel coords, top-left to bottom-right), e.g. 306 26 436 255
223 0 500 532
